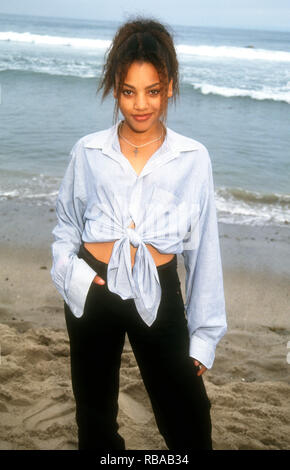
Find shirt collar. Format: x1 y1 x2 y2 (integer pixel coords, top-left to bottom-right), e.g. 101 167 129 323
83 120 200 155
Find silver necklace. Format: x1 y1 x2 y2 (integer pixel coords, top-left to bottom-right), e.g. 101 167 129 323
118 121 164 157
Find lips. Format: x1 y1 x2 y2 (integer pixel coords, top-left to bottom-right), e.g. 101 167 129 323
132 113 152 121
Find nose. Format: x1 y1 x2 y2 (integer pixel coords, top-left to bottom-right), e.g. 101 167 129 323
134 92 148 111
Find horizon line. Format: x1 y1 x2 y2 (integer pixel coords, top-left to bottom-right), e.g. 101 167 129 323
1 11 290 34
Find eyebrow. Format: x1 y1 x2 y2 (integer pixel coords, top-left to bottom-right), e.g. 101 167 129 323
123 82 160 89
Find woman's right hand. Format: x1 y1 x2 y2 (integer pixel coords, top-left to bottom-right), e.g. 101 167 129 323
93 275 106 285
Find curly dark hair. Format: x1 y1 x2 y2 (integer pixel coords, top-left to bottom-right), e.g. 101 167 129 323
97 17 180 124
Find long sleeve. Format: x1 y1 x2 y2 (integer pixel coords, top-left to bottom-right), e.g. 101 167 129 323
182 150 227 369
50 147 97 317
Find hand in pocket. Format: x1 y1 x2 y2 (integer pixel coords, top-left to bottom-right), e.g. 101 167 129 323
93 275 106 286
193 359 207 376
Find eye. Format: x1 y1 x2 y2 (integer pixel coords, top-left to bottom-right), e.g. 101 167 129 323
122 89 133 96
149 89 160 95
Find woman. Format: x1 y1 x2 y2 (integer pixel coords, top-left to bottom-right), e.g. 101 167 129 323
51 17 227 451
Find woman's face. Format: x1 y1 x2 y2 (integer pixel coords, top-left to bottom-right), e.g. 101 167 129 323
114 61 173 134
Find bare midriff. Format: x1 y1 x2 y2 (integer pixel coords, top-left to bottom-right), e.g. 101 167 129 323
84 221 175 268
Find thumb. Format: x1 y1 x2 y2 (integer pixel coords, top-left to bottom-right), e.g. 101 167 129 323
94 275 106 285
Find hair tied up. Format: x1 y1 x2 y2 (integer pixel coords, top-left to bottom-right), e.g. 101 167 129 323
97 16 179 124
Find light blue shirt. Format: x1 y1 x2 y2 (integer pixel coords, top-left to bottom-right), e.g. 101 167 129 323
51 121 227 369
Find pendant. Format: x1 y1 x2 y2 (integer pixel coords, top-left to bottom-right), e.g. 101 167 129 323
133 148 138 157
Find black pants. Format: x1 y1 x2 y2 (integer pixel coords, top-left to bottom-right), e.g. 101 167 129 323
64 243 212 450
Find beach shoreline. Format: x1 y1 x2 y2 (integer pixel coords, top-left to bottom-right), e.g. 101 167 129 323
0 200 289 450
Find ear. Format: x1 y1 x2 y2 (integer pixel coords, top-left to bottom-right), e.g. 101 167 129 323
167 79 173 98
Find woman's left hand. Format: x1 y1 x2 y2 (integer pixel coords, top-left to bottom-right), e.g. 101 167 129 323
193 359 207 376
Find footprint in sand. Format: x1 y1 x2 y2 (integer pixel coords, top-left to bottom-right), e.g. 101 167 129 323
118 391 153 424
22 399 75 431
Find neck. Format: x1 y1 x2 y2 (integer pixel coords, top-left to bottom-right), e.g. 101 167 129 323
120 120 165 146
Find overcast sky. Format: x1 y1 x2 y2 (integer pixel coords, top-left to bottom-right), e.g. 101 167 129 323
0 0 290 31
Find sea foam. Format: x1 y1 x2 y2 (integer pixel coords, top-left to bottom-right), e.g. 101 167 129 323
1 31 290 63
0 31 111 50
192 83 290 104
176 44 290 62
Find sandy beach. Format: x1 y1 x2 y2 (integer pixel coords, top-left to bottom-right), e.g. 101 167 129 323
0 200 289 450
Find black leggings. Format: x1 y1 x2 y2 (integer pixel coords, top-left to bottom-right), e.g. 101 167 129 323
64 243 212 450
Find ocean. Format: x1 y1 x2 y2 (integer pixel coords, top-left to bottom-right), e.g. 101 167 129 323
0 13 289 227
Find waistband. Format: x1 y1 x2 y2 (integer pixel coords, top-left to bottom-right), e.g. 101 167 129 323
77 242 177 277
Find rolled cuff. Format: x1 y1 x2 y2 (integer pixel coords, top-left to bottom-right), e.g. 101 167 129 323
189 334 216 370
66 257 97 318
